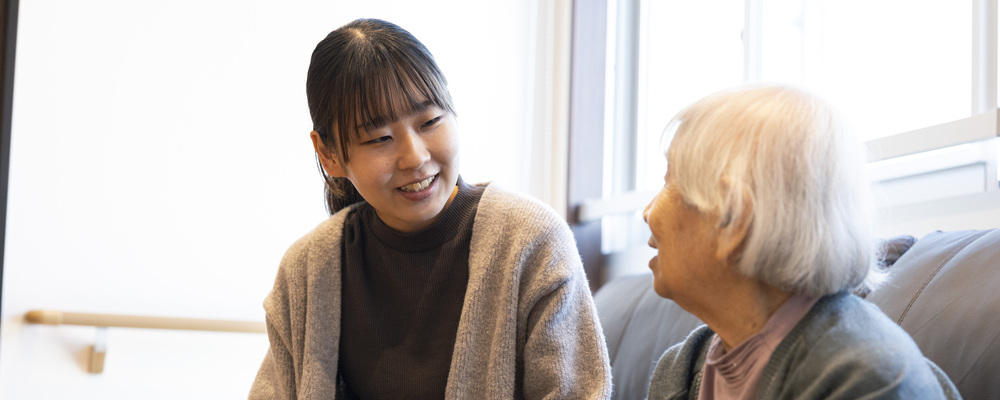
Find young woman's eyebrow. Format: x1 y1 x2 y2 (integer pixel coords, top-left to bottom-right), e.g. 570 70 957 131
356 100 437 131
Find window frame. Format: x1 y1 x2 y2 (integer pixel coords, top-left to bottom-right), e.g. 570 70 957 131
0 0 19 341
580 0 1000 243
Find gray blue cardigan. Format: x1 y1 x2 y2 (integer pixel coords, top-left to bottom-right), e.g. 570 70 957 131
647 291 961 399
250 184 613 399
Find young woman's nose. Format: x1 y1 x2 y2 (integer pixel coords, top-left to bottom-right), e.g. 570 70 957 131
396 129 431 170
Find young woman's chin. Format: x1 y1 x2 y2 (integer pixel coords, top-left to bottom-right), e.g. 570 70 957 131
381 192 449 232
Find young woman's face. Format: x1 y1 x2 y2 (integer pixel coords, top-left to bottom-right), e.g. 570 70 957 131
314 103 459 233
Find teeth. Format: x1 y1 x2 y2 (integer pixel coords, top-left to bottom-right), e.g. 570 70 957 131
399 175 436 192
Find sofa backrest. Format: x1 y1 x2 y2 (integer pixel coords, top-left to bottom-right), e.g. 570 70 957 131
594 229 1000 400
866 229 1000 399
594 274 702 400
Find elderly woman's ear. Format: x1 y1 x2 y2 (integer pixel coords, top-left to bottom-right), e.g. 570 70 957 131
714 184 752 264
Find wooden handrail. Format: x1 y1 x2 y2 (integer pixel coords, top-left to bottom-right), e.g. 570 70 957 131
25 310 265 333
25 309 266 373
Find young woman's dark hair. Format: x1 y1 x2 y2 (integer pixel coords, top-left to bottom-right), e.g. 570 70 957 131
253 19 612 398
306 18 455 213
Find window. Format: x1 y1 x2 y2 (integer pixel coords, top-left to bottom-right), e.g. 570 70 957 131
595 0 1000 276
759 0 972 141
635 0 746 193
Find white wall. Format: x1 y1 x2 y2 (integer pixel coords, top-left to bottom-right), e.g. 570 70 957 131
1 1 538 398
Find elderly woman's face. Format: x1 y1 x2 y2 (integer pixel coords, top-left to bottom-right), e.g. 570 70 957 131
643 171 720 300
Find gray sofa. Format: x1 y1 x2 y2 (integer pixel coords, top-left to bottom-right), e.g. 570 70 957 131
594 229 1000 399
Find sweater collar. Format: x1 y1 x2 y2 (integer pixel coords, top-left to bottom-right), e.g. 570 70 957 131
364 176 478 252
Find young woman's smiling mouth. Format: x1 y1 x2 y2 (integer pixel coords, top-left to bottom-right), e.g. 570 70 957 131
398 174 437 193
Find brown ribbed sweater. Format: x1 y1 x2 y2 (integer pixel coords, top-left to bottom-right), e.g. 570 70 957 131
338 179 484 398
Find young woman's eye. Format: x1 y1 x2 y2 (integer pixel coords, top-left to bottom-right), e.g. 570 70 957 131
363 135 392 145
421 116 442 129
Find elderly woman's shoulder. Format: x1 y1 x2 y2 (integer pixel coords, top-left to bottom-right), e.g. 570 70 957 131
768 291 953 398
805 292 918 344
648 325 714 399
791 292 929 363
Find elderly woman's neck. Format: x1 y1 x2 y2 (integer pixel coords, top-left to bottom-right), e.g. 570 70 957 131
692 280 793 352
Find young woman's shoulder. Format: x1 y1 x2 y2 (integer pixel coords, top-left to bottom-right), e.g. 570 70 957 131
471 183 581 285
275 205 356 278
477 183 567 233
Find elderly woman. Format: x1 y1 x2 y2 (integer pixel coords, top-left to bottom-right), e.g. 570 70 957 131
643 84 960 399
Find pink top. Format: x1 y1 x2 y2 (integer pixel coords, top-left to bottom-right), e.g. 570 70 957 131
697 294 820 400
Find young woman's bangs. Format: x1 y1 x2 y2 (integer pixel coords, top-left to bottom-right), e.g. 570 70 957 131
362 76 431 128
332 54 452 162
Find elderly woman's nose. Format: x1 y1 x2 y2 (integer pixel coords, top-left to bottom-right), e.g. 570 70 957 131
643 201 653 224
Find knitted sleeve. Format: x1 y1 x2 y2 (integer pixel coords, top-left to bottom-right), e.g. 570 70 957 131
249 211 349 400
249 262 298 400
475 187 613 399
520 261 614 400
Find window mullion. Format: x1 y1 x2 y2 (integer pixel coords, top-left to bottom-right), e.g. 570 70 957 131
973 0 998 114
743 0 763 81
973 0 999 191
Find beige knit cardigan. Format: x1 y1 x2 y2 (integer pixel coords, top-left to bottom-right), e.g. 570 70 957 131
249 184 612 399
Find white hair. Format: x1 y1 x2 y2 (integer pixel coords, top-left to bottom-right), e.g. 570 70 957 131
664 83 883 297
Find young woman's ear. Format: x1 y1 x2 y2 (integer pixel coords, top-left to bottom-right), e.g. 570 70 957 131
309 130 346 178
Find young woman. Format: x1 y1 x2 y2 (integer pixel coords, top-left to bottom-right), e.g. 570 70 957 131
249 18 612 399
